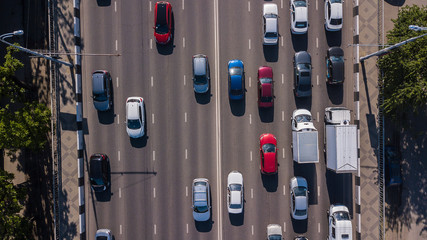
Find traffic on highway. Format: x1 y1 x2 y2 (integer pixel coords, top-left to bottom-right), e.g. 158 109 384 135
83 0 356 239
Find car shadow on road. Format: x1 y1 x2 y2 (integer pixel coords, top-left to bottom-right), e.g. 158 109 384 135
130 135 148 148
325 30 342 47
291 33 308 52
325 171 354 214
258 107 274 123
97 109 116 125
293 162 318 205
263 45 279 62
294 95 312 110
229 98 246 116
94 187 112 202
326 83 343 105
261 173 278 192
291 218 308 233
96 0 111 6
195 89 212 105
229 211 244 226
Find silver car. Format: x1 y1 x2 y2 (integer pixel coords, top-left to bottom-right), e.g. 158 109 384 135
192 54 210 93
263 3 279 45
95 229 112 240
267 224 283 240
126 97 145 138
227 171 244 214
290 176 308 220
192 178 211 221
92 70 112 111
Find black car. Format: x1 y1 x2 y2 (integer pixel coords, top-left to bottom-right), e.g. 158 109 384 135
293 51 312 97
385 145 403 188
89 153 110 192
326 47 344 84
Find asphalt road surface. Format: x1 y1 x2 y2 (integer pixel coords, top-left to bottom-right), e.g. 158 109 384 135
81 0 355 239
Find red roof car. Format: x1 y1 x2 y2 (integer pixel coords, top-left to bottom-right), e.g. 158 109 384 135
257 66 274 108
154 2 173 44
259 133 278 174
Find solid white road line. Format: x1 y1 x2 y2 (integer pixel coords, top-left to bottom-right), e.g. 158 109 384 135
184 75 186 85
183 37 185 48
154 224 157 235
249 114 252 124
120 224 122 234
116 77 119 87
153 188 156 198
186 186 188 197
317 75 319 85
117 114 119 124
118 151 120 161
282 111 284 121
317 112 319 122
119 187 121 198
149 1 152 12
251 188 253 198
248 1 250 12
185 112 187 122
282 74 284 84
185 149 188 159
153 151 155 161
214 0 223 238
249 39 251 49
115 40 118 51
150 39 153 49
283 148 285 159
152 114 155 124
283 185 286 195
250 151 252 161
151 76 153 87
114 1 117 12
249 77 251 87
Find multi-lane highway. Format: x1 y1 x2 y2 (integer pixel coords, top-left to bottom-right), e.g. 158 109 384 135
81 0 355 239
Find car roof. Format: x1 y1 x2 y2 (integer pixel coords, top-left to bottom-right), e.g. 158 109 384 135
89 158 102 178
156 2 167 25
193 56 207 76
265 18 278 33
330 3 343 19
294 6 308 22
295 51 311 63
126 101 140 119
92 72 105 94
230 75 242 90
261 84 273 97
331 60 344 81
295 196 307 210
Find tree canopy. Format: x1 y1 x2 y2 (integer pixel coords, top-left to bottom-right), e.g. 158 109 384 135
0 169 33 239
377 5 427 120
0 46 51 152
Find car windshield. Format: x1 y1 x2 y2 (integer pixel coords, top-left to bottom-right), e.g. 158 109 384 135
298 63 311 71
229 184 242 191
262 143 276 153
155 24 169 34
265 13 277 18
229 67 243 75
331 56 344 62
294 186 307 196
268 235 283 240
265 32 278 38
295 114 312 123
331 18 342 25
295 209 307 216
194 204 208 213
333 211 350 220
294 0 307 6
93 92 107 101
230 203 242 209
96 237 108 240
296 21 308 28
127 119 141 129
260 78 272 84
90 177 103 186
331 0 342 3
261 96 273 102
194 75 207 85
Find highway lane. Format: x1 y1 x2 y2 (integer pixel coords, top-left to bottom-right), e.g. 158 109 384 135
81 0 356 239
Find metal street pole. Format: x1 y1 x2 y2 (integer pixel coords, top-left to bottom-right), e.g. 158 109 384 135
0 30 73 67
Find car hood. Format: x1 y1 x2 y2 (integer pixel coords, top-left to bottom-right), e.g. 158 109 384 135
93 100 109 111
227 172 243 185
263 4 278 15
267 224 282 236
295 51 311 63
290 177 308 189
127 127 144 138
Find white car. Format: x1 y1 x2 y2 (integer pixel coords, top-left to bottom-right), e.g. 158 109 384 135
227 171 244 214
290 0 308 34
263 3 279 45
325 0 343 31
126 97 145 138
290 176 308 220
328 204 353 240
291 109 315 131
95 229 112 240
192 178 211 221
267 224 283 240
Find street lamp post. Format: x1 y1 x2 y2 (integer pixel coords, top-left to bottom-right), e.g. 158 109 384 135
360 25 427 62
0 30 73 67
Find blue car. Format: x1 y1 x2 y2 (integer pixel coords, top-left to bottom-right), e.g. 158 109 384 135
228 60 245 100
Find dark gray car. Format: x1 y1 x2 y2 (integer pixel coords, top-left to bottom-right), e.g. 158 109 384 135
326 47 344 84
293 51 312 97
192 54 210 93
92 70 112 111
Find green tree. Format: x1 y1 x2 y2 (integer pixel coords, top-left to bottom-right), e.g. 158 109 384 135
377 5 427 120
0 169 34 239
0 46 51 152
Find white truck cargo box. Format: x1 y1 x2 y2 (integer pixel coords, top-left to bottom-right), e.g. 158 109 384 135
326 124 357 173
292 131 319 163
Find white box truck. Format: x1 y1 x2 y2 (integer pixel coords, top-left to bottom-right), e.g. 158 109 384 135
291 109 319 164
324 107 357 173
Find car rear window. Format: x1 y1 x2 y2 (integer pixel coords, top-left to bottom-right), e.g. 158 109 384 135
331 18 342 25
156 4 167 25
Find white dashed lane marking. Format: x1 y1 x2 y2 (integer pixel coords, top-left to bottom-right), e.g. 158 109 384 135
118 151 120 161
153 188 156 198
117 114 120 124
119 187 121 198
151 76 153 87
152 114 155 124
250 151 252 161
251 188 254 198
116 77 119 87
248 1 251 12
153 151 155 161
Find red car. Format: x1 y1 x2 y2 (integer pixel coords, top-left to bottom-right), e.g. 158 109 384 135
154 2 173 44
257 66 274 108
259 133 278 174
